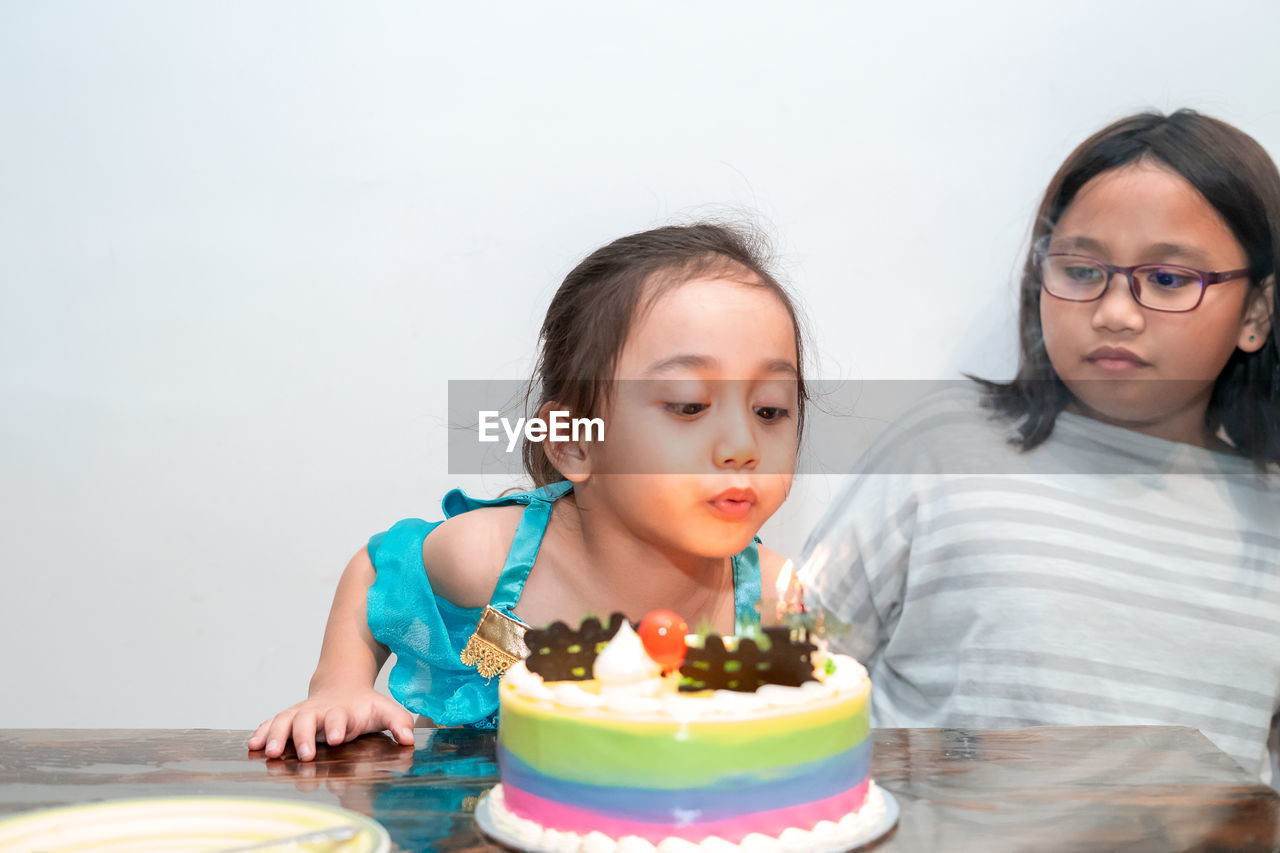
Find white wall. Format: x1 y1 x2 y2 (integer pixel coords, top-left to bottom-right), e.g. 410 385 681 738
2 1 1277 728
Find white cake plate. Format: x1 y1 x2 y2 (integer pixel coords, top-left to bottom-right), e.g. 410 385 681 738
0 796 391 852
475 784 899 853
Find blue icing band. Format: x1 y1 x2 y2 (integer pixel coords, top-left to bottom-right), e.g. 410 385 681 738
496 741 870 823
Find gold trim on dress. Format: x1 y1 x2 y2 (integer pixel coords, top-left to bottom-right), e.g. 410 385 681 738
460 605 530 679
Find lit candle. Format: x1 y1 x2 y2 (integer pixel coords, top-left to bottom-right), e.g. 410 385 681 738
774 559 806 621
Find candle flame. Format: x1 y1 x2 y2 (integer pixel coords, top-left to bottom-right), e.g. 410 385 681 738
775 559 794 600
775 559 805 616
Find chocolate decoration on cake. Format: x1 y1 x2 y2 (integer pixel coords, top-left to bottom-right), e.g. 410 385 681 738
524 612 629 681
679 626 817 692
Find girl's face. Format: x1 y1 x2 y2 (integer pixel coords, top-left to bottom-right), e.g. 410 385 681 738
1040 161 1263 446
575 275 799 560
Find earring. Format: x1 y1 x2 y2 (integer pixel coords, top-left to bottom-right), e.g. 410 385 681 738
1251 335 1256 341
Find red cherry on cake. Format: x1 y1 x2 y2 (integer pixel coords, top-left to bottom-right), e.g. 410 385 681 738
637 610 688 672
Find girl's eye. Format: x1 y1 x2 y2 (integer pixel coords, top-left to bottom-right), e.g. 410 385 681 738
1144 268 1197 290
665 402 708 417
1065 264 1103 282
754 406 790 422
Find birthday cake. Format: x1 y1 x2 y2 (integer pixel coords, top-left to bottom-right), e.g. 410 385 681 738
480 612 885 853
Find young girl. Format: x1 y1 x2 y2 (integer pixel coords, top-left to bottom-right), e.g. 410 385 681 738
250 223 807 760
801 110 1280 785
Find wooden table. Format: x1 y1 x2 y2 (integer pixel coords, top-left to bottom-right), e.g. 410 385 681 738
1 726 1277 852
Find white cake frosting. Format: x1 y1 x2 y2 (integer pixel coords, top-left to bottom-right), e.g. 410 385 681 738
481 782 889 853
504 654 868 719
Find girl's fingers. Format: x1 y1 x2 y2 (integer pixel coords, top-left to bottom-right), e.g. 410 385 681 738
247 719 272 749
375 700 415 745
263 711 298 758
292 712 318 762
250 695 412 757
325 708 349 746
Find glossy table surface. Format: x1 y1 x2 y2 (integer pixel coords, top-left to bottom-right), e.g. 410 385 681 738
1 726 1277 852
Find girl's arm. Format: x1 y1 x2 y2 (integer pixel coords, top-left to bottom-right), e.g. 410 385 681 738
247 548 415 760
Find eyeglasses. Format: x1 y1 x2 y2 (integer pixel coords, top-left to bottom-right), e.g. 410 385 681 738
1037 252 1250 312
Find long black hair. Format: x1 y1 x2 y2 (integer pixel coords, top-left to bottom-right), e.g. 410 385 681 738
974 110 1280 468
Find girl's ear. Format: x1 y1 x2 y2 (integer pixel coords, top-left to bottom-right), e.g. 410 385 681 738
537 401 593 484
1239 275 1275 353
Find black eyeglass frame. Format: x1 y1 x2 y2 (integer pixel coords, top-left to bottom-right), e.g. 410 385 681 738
1036 251 1250 313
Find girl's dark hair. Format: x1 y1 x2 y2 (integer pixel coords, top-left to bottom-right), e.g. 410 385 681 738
974 109 1280 467
522 222 807 487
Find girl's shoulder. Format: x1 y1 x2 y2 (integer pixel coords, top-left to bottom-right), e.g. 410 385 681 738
418 482 575 609
850 382 1010 476
422 504 526 609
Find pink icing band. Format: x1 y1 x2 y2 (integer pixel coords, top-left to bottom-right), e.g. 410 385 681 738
503 779 870 844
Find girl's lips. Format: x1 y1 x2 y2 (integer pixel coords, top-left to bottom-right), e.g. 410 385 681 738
1086 346 1150 373
708 488 756 521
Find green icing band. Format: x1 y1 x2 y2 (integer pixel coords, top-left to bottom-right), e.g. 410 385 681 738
498 691 869 788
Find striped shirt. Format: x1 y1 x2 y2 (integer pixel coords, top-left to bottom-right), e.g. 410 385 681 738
799 386 1280 785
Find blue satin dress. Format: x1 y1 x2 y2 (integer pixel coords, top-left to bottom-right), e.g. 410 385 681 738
366 481 762 729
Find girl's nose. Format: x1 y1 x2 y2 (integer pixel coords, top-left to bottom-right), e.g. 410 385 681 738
714 411 759 470
1091 271 1146 334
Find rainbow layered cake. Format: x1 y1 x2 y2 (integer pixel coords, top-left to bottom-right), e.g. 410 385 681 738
482 613 884 853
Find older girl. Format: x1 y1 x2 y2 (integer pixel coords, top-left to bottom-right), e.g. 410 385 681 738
803 110 1280 784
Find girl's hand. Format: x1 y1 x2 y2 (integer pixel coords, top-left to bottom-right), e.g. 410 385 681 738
247 688 415 761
